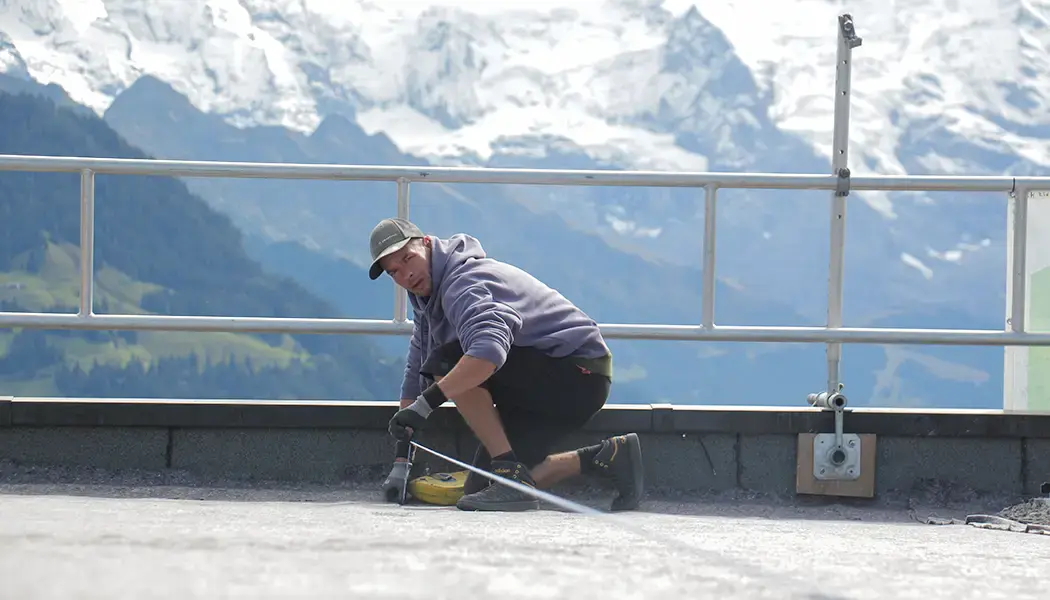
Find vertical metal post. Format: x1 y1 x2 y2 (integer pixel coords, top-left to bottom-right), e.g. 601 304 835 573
79 169 95 318
825 14 862 393
394 177 411 322
701 184 718 329
1009 187 1030 333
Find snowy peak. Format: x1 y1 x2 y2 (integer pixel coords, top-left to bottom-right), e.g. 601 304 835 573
566 5 768 168
655 6 766 135
402 7 498 128
0 30 28 79
237 0 371 120
4 0 63 37
663 5 733 68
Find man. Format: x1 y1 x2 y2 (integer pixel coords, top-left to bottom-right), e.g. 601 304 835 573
369 217 644 512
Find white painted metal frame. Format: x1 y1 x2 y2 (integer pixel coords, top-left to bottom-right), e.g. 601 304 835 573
0 14 1045 405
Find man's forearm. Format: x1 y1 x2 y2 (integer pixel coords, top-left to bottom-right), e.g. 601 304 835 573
437 354 496 399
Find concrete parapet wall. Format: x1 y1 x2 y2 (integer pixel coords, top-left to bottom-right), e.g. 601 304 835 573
2 398 1049 500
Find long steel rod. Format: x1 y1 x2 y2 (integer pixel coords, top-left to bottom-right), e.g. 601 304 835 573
0 153 1039 192
1009 187 1030 333
701 184 718 329
2 311 1050 345
79 169 95 317
394 178 411 323
825 14 862 393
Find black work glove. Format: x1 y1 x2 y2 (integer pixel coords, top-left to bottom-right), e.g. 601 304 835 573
388 396 432 441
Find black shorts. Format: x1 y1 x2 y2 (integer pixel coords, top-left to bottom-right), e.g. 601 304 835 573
419 340 611 476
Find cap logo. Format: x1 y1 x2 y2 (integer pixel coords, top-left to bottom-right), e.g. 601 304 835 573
377 232 402 247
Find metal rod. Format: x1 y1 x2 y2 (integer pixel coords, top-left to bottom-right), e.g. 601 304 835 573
2 311 1050 345
0 154 1033 192
394 178 411 323
701 184 718 329
825 13 862 393
834 408 844 448
1009 187 1030 333
79 169 95 317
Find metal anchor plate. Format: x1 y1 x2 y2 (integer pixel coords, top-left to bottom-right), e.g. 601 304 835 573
813 433 861 481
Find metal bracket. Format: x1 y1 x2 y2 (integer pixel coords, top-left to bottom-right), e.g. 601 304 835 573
807 383 861 481
835 167 851 197
838 14 863 48
813 433 860 480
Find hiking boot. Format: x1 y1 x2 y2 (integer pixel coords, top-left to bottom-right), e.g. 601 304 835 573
456 459 540 512
590 433 644 511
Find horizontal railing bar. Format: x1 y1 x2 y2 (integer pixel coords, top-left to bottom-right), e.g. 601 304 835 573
0 154 1038 192
0 313 414 335
599 324 1047 345
2 311 1050 346
2 395 1025 415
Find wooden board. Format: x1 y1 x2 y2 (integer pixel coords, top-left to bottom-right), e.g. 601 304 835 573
796 433 876 498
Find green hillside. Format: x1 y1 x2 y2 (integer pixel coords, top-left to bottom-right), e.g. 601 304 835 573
0 90 401 400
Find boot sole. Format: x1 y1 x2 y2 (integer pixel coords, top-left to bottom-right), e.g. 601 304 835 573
456 498 539 512
611 432 644 512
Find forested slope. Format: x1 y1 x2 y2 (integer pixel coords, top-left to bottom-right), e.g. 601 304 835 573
0 91 402 400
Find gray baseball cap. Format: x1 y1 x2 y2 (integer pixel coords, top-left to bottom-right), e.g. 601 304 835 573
368 217 425 280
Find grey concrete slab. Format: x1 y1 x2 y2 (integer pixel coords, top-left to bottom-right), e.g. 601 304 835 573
0 482 1048 600
170 428 438 483
738 434 798 495
0 427 168 470
1025 439 1050 497
876 436 1024 497
638 433 737 492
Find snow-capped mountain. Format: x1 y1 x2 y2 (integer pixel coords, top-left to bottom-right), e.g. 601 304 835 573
1 1 1041 286
8 0 1046 179
2 0 1047 407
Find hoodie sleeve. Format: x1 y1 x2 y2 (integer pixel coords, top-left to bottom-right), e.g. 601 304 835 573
441 274 522 369
399 314 428 399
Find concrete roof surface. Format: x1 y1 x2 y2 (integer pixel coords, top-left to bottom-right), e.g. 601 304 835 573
2 475 1048 600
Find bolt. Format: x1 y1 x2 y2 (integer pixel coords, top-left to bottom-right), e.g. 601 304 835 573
848 439 856 448
820 468 826 475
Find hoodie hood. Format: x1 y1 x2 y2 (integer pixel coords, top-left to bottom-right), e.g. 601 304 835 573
409 233 487 314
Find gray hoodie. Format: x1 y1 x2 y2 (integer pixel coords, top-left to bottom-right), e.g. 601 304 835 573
400 233 610 399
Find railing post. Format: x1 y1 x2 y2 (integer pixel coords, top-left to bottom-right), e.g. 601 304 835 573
1003 186 1031 411
394 177 411 323
825 14 862 393
701 184 718 329
1009 186 1030 334
79 169 95 318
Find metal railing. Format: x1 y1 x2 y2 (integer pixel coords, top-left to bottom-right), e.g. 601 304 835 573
0 14 1047 407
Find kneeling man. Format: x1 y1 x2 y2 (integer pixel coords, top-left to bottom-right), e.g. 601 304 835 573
370 218 644 512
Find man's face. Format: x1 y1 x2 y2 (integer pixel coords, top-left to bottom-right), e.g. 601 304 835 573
380 238 432 296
